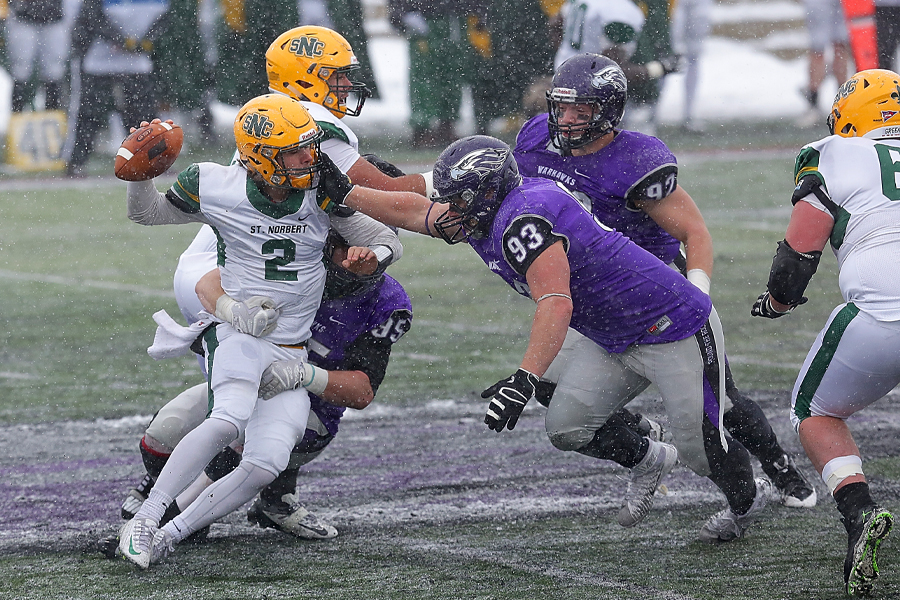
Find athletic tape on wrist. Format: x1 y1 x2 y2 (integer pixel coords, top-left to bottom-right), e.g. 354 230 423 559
302 363 328 396
420 171 437 198
822 455 863 495
686 269 711 295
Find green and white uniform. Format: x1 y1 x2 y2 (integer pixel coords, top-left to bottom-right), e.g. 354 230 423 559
555 0 645 68
790 135 900 429
169 161 331 345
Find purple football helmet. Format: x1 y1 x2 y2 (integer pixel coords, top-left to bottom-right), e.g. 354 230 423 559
546 53 627 151
431 135 523 244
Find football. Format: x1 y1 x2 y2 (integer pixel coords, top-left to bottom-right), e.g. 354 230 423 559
114 121 183 181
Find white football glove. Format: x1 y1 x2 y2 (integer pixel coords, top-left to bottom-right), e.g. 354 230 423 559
259 358 316 400
215 294 280 337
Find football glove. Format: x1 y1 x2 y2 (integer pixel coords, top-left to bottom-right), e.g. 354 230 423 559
361 153 406 178
316 152 356 216
259 358 314 400
215 294 279 337
482 368 539 432
751 291 805 319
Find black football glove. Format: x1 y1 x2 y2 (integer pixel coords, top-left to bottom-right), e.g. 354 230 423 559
316 151 356 216
361 153 406 178
751 291 806 319
482 368 539 432
533 379 557 408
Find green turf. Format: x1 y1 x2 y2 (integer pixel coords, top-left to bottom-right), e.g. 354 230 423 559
1 123 888 599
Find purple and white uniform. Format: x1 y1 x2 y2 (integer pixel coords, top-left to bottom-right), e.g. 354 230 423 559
468 177 720 475
514 113 681 265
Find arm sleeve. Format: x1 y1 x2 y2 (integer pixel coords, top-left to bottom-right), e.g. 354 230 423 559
342 332 394 393
330 211 404 265
126 179 205 225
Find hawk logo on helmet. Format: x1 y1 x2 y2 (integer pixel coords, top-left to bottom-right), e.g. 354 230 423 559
590 66 626 92
289 36 325 58
450 148 511 181
241 113 274 139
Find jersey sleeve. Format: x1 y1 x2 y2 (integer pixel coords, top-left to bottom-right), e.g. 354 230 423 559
623 163 678 208
320 130 360 174
501 214 567 276
166 163 202 213
342 308 412 393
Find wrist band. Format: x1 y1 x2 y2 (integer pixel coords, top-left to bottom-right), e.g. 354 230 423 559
302 364 328 396
686 269 711 295
420 171 436 198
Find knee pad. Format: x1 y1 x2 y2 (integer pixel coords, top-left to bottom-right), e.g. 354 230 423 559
822 455 863 495
547 429 592 452
204 446 242 481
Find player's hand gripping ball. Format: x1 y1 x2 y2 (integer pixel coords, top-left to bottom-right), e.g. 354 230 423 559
114 121 183 181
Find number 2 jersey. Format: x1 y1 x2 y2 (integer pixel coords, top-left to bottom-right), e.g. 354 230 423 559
514 113 682 265
167 162 333 345
467 177 711 353
794 135 900 321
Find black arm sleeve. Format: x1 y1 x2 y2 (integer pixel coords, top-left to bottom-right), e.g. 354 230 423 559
342 332 394 394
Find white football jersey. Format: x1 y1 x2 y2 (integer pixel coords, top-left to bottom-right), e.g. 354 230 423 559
193 162 331 344
301 101 361 173
795 136 900 320
555 0 645 68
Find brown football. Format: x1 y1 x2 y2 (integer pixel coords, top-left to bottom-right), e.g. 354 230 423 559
114 122 183 181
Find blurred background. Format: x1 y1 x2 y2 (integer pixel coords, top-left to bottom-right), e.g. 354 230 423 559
1 0 897 177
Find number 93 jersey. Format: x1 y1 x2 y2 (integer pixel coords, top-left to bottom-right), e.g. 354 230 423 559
168 162 331 345
515 115 681 265
467 177 711 353
795 136 900 320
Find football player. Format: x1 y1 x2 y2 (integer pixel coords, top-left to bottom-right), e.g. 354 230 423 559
265 25 437 196
119 227 412 543
117 95 423 569
317 134 771 543
514 53 817 510
753 69 900 596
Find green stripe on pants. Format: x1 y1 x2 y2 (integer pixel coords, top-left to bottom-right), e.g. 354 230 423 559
794 303 860 421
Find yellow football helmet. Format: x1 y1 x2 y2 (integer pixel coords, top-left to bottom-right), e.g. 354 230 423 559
266 26 370 119
234 94 323 190
828 69 900 139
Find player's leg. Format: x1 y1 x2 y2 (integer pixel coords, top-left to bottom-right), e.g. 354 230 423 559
545 329 677 528
161 373 312 550
248 410 338 539
723 366 816 507
121 382 209 519
629 322 767 543
791 305 900 595
120 326 267 566
35 19 69 111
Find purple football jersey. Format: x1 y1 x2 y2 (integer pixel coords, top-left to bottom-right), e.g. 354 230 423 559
307 274 412 434
467 177 711 353
514 113 681 265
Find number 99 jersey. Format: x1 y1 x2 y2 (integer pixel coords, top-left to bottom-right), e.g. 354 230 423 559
306 273 412 436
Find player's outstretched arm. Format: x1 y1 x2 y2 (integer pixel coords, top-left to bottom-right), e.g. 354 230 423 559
317 151 445 236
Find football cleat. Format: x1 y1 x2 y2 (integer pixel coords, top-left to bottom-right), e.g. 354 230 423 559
247 493 337 540
121 473 154 519
766 454 817 508
118 517 159 569
844 506 893 596
617 441 678 527
699 478 772 543
149 528 175 566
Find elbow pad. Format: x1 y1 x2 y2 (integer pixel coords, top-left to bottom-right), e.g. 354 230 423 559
767 240 821 306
